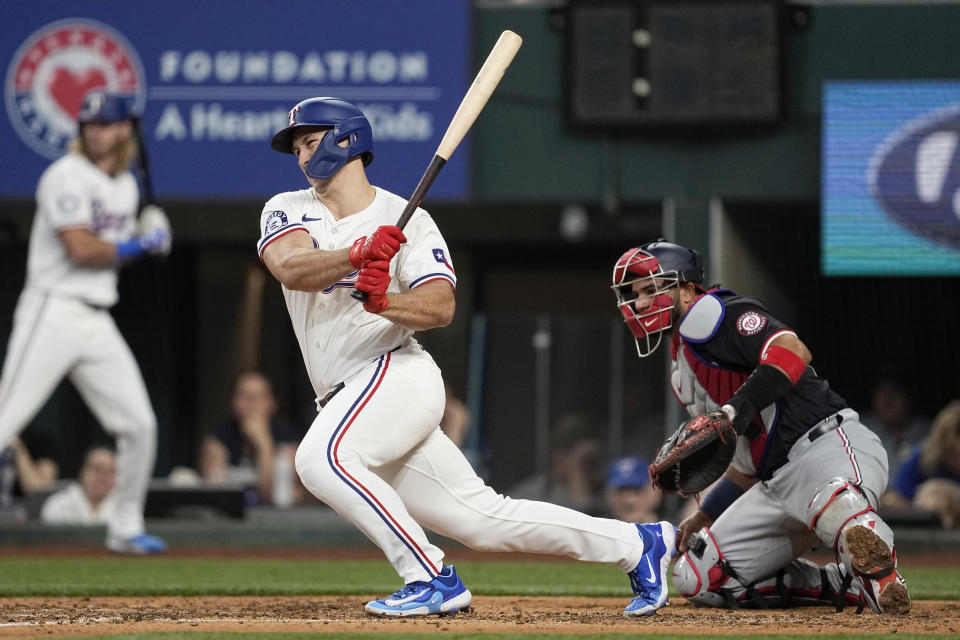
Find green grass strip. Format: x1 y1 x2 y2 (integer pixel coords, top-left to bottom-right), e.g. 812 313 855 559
0 557 956 600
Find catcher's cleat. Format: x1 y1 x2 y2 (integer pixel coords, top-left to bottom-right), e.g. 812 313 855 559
625 521 677 616
106 533 167 555
844 525 910 615
365 565 472 617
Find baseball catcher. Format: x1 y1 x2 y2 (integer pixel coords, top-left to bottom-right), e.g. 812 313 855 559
611 239 910 615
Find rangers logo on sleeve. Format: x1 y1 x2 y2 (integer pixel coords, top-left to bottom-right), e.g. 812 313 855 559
433 248 452 270
56 193 80 216
264 210 288 234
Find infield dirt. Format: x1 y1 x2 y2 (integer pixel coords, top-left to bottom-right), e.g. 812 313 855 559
0 596 957 637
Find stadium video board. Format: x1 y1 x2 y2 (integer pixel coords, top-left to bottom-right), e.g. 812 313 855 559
822 81 960 275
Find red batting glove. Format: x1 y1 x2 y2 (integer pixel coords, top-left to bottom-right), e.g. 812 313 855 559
348 236 367 269
355 260 391 313
362 226 407 262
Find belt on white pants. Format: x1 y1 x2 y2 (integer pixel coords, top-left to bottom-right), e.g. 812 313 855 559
317 382 346 409
315 345 404 410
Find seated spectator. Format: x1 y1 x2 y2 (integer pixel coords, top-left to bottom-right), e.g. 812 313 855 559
200 370 305 506
439 381 470 448
508 413 604 514
914 480 960 529
0 437 59 508
41 446 116 525
604 456 661 523
861 373 930 478
883 399 960 528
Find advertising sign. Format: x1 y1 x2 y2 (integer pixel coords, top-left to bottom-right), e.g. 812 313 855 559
822 81 960 275
2 1 471 199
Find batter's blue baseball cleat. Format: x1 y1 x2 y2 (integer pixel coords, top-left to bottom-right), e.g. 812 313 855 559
365 565 472 617
625 521 677 617
106 533 167 555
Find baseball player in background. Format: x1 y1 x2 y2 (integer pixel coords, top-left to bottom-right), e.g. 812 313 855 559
260 96 675 618
0 90 170 555
612 240 910 614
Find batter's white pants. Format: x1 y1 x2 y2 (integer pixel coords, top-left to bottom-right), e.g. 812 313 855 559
0 289 157 540
708 410 889 586
295 343 645 583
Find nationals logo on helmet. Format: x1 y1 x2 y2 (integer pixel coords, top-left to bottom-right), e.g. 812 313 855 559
5 18 146 159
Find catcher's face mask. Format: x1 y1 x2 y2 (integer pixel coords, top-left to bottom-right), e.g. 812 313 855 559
612 248 679 358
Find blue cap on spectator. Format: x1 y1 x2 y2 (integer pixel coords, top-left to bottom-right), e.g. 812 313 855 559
606 456 649 489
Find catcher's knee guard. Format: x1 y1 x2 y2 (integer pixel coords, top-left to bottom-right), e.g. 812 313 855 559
672 529 746 608
807 477 875 549
806 477 910 614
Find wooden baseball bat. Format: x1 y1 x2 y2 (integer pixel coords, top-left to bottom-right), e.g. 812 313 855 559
132 115 155 206
353 29 523 302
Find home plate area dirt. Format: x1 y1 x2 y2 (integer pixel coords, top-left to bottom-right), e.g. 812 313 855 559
0 596 957 637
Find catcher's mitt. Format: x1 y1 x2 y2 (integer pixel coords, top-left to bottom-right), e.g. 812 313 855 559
648 411 737 495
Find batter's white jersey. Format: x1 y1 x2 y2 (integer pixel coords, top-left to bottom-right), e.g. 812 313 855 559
257 186 456 398
30 153 138 308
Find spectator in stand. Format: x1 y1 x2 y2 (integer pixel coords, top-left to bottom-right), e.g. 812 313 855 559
200 370 305 506
439 382 470 449
861 374 930 478
604 456 661 523
913 480 960 529
0 437 58 508
41 446 116 524
508 413 605 515
883 399 960 528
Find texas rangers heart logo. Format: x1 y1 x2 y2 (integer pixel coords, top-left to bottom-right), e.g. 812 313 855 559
869 103 960 249
5 18 146 159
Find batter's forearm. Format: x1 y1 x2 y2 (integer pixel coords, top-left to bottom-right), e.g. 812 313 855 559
378 282 455 330
59 228 121 266
274 247 356 291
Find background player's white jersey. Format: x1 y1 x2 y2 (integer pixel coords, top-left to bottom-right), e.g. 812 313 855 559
257 186 456 398
29 153 138 308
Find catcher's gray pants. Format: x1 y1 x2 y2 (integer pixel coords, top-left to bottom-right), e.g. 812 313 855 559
709 410 888 586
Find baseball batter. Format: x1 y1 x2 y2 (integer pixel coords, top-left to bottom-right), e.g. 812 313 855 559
0 90 170 554
259 96 675 618
612 240 910 614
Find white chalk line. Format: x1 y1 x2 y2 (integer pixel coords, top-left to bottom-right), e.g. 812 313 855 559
0 616 342 627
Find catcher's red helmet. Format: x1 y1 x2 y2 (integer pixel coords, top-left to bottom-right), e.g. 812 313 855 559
612 240 703 358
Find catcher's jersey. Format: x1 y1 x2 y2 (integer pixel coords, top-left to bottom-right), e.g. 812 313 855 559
29 153 138 308
671 289 846 479
257 186 456 398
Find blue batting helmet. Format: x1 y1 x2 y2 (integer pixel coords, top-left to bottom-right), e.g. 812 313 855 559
271 97 374 180
77 90 135 125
